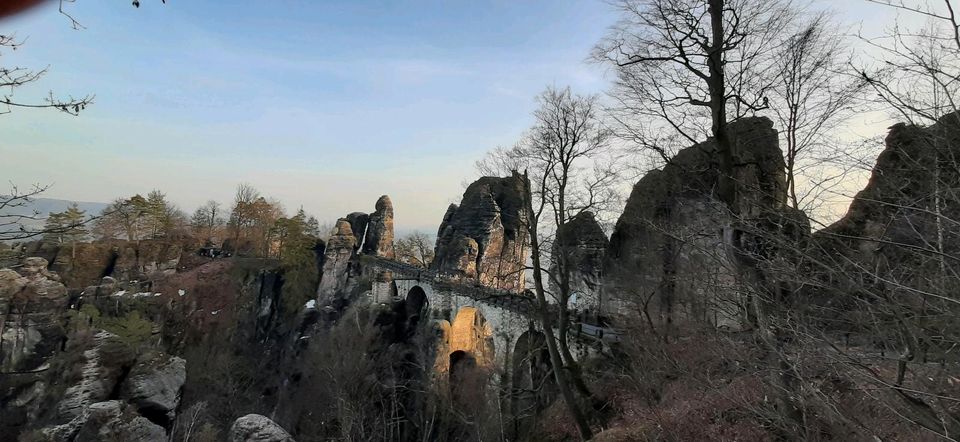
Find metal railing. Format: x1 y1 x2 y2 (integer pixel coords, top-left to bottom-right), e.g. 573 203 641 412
365 255 622 342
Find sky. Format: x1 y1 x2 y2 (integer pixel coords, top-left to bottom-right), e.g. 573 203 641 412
0 0 919 232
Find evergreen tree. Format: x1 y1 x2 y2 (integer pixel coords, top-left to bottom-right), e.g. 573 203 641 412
43 203 88 257
273 209 320 316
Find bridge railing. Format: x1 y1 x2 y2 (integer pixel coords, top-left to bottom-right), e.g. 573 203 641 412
362 255 539 316
363 255 623 342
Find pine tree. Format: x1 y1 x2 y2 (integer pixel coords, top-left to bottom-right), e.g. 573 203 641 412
43 203 88 257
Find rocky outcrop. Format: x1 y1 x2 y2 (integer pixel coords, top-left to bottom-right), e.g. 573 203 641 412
0 258 68 373
362 195 395 258
50 242 116 288
816 113 960 265
432 173 528 291
121 352 186 425
72 400 166 442
112 240 183 282
17 239 186 289
344 212 370 250
316 219 357 304
812 113 960 314
45 338 185 441
605 117 805 328
230 414 296 442
551 212 608 314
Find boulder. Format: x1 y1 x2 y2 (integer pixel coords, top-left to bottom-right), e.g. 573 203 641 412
121 352 186 425
230 414 296 442
604 117 805 328
432 172 528 291
362 195 395 258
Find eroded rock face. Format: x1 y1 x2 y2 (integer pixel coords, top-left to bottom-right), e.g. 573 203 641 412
230 414 296 442
0 258 68 373
113 240 183 282
432 173 528 291
51 242 116 289
121 352 186 425
551 212 608 314
605 117 804 328
344 212 370 250
316 219 357 304
72 400 167 442
362 195 395 258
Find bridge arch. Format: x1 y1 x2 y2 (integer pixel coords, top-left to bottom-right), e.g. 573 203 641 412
405 285 428 328
448 307 495 368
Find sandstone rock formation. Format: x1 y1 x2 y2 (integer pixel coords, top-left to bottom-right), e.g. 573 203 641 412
0 258 68 372
551 212 608 314
812 112 960 312
72 400 167 442
50 242 116 288
112 240 183 282
19 240 185 289
362 195 395 258
230 414 296 442
432 173 528 291
316 219 357 304
344 212 370 250
816 112 960 265
121 352 186 424
605 117 805 328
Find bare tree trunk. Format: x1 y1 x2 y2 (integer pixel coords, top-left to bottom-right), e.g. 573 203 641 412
708 0 735 210
523 173 593 441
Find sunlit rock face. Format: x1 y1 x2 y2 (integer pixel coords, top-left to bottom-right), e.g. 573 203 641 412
605 117 804 329
432 173 529 291
316 219 357 304
551 211 608 315
362 195 395 259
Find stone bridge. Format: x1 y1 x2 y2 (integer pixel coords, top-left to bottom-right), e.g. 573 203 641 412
360 256 613 383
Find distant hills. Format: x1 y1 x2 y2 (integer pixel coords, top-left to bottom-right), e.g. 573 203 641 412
0 197 109 241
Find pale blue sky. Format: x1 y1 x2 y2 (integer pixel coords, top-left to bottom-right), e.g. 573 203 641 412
0 1 909 231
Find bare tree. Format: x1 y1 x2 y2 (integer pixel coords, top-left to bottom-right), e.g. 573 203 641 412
858 0 960 125
394 231 434 268
229 183 260 244
595 0 796 208
0 183 51 241
0 34 93 116
768 13 867 212
481 86 619 440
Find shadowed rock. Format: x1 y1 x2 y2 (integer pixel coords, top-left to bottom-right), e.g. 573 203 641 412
604 117 805 328
344 212 369 250
551 212 608 315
